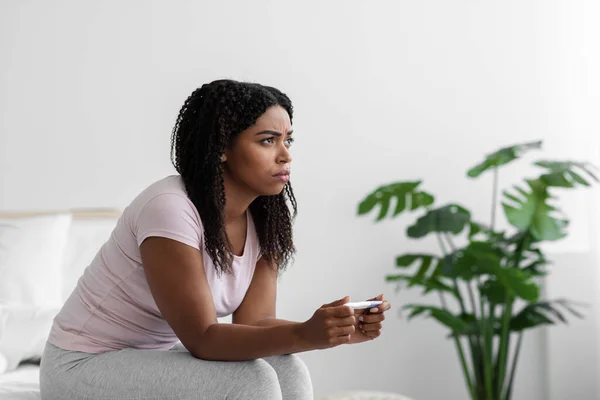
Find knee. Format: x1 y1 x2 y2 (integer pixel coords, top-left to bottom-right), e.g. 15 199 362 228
269 355 313 397
280 354 311 379
233 359 281 400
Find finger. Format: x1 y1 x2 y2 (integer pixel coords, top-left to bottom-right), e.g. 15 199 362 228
358 313 385 324
322 296 350 308
329 334 352 346
364 330 381 339
367 293 384 301
367 300 391 314
325 315 355 328
330 325 355 337
326 304 355 318
360 322 383 332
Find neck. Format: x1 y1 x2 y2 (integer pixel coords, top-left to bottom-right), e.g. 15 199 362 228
222 174 256 223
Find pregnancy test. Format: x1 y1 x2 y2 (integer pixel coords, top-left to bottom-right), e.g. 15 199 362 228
344 300 383 310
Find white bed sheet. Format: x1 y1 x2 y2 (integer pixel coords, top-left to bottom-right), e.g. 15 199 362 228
0 364 40 400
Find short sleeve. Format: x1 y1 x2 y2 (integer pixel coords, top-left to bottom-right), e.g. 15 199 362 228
135 193 202 250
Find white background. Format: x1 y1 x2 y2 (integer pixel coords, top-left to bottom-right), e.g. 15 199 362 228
1 1 599 399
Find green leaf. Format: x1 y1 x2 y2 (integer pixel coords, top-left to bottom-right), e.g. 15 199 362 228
403 304 469 333
446 313 487 338
395 253 436 286
520 247 551 276
468 222 507 245
479 279 507 304
407 204 471 238
440 242 539 301
535 160 600 188
498 268 540 302
385 273 458 297
502 178 568 241
395 253 436 268
357 181 435 221
470 251 539 302
467 140 542 178
440 241 503 280
510 299 586 332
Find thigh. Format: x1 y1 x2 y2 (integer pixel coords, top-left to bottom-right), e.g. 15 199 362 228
40 342 282 400
263 354 313 400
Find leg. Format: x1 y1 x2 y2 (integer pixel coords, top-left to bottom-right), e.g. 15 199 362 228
40 342 282 400
263 354 313 400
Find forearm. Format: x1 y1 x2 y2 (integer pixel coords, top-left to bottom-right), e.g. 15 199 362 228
251 317 297 327
192 322 312 361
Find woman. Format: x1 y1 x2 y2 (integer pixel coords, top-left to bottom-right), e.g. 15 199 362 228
40 79 391 400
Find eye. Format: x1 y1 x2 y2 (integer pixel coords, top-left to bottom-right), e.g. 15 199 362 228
285 137 295 147
261 137 275 145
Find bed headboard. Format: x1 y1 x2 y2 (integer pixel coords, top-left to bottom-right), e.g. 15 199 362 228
0 208 122 220
0 208 122 303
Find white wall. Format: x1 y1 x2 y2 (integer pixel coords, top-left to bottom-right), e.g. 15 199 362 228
1 1 599 399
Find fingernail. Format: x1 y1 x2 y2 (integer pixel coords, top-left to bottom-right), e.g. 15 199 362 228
358 316 364 321
371 308 379 313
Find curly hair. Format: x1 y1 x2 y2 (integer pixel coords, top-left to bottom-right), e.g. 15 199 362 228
170 79 297 276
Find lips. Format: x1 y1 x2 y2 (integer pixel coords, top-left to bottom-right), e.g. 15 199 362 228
273 170 290 183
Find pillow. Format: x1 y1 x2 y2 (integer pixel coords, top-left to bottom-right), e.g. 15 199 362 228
0 303 59 373
0 353 6 374
316 392 414 400
0 214 72 307
60 216 119 302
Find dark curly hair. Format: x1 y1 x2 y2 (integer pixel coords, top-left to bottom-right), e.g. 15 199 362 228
170 79 297 276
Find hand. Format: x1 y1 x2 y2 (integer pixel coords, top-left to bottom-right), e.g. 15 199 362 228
349 294 391 344
300 296 356 350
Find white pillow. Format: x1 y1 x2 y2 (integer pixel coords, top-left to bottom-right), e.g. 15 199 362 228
0 303 59 373
0 214 72 307
60 217 119 301
317 393 414 400
0 353 7 374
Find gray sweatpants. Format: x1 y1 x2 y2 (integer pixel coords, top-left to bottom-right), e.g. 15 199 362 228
40 341 313 400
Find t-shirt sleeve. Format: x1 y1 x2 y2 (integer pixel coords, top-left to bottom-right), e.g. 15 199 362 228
135 193 202 250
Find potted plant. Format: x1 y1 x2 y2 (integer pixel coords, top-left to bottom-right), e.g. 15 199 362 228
356 140 598 400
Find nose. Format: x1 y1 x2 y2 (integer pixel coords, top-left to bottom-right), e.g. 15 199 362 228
277 144 292 164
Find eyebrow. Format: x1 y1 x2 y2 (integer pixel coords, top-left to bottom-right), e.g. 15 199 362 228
255 129 293 136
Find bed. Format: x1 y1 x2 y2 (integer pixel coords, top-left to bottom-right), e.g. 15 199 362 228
0 363 41 399
0 208 122 399
0 209 413 400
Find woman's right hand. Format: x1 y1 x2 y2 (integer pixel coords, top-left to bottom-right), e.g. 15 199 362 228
300 296 356 349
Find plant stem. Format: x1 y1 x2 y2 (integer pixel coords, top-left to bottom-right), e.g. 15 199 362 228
443 233 489 399
435 233 476 400
466 281 478 325
497 233 529 399
456 336 477 400
477 277 494 400
503 332 523 400
497 296 513 399
491 167 499 230
436 290 476 400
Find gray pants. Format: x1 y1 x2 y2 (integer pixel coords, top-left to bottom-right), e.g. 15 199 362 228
40 341 313 400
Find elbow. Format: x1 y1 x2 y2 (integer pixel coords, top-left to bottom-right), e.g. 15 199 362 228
186 323 218 360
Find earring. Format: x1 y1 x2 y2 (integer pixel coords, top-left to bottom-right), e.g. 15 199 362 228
220 155 226 162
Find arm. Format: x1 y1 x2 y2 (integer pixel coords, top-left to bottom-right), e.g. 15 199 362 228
140 237 313 361
232 256 296 328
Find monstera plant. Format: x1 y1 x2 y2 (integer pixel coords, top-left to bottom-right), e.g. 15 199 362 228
357 140 598 400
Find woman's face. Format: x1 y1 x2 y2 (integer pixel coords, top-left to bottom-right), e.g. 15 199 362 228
223 105 293 197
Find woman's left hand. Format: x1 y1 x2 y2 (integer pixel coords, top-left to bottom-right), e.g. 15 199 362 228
349 294 391 344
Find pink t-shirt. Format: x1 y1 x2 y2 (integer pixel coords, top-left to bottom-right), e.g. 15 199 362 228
48 175 260 353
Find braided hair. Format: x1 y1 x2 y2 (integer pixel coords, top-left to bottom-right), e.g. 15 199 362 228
170 79 297 276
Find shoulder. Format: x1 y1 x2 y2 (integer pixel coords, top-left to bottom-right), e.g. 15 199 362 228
127 175 203 249
131 175 196 217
